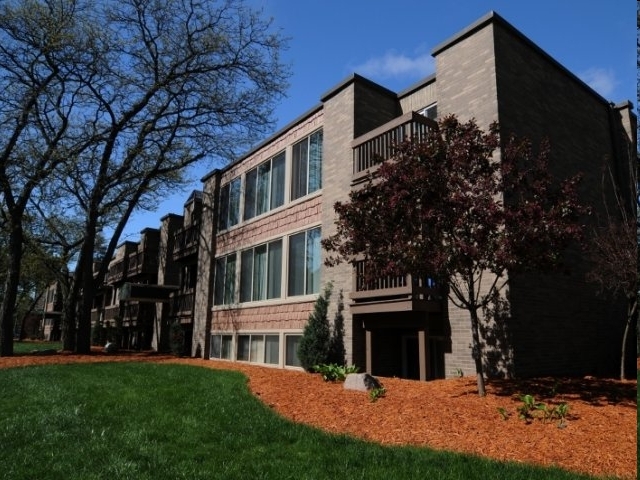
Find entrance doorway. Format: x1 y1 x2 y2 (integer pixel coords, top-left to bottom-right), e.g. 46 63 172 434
401 335 420 380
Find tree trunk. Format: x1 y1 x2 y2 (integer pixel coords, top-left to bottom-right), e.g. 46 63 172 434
469 307 487 396
0 223 24 356
620 295 637 380
62 261 84 352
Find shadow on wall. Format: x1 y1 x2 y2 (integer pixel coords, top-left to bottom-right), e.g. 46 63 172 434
480 292 514 379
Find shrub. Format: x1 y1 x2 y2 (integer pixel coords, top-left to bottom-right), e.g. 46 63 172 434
170 321 185 356
314 363 359 382
327 289 346 365
298 283 333 371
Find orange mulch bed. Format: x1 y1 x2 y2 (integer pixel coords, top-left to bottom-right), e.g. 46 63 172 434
2 349 636 479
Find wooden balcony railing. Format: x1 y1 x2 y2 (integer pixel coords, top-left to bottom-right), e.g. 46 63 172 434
106 259 128 283
351 112 437 180
350 260 442 314
172 292 195 317
127 251 158 277
173 224 200 261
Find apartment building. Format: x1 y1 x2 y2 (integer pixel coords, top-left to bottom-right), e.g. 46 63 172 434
92 228 161 350
41 281 63 341
152 191 203 355
183 11 636 380
87 11 635 379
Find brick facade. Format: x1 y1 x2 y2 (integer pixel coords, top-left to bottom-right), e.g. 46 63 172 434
93 11 635 380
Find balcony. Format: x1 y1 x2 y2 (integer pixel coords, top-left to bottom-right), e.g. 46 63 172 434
350 260 443 315
106 259 128 283
173 224 200 261
172 292 195 318
351 111 437 182
127 251 158 277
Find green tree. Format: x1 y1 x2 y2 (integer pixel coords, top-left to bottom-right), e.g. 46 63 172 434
298 283 333 371
328 289 346 366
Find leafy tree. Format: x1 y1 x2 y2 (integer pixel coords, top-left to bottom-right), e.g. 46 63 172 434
298 283 332 371
323 115 587 396
0 0 289 355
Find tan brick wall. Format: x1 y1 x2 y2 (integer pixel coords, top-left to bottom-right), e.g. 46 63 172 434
216 195 321 255
433 21 499 130
399 80 437 114
213 300 314 331
219 110 323 185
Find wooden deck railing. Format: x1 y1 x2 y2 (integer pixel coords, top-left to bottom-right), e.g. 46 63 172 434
172 292 195 316
351 260 441 303
127 251 158 276
351 112 437 177
106 259 128 283
173 224 200 260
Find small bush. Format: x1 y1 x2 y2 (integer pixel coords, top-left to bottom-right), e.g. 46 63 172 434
369 386 386 402
169 321 185 356
314 363 359 382
298 283 333 371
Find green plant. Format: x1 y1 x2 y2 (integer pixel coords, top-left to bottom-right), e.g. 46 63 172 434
327 289 346 365
496 407 509 421
298 283 333 371
169 321 185 356
516 394 570 427
369 386 386 402
548 402 570 428
313 363 359 382
517 394 545 422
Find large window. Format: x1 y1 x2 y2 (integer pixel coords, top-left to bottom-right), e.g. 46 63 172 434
244 152 285 221
240 239 283 302
287 227 321 296
291 130 322 201
236 334 279 364
214 253 236 305
285 335 302 367
210 334 233 359
218 177 241 230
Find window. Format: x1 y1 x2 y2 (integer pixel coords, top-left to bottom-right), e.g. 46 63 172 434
236 334 279 365
210 334 233 359
291 130 322 200
288 227 321 296
218 177 241 230
244 152 285 221
285 335 302 367
214 253 236 305
237 335 250 361
240 240 283 302
418 103 437 120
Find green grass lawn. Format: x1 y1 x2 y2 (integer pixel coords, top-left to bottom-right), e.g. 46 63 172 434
0 362 608 480
12 340 62 354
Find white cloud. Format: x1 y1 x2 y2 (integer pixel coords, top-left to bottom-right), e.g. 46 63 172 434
579 67 618 98
351 51 435 81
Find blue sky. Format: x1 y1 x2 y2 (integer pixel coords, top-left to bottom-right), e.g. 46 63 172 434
119 0 636 241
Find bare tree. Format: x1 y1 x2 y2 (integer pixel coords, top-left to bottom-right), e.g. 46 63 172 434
0 0 91 355
0 0 289 355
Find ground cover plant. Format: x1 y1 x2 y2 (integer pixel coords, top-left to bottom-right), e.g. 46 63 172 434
0 362 608 480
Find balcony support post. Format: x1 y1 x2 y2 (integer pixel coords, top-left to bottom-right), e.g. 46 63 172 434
418 328 428 381
365 329 373 374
